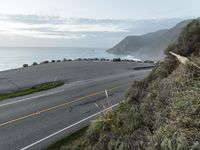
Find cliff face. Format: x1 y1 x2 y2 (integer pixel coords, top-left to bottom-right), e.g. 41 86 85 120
62 20 200 150
107 19 192 61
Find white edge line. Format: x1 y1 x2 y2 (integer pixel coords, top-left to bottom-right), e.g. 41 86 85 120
20 103 119 150
0 90 65 107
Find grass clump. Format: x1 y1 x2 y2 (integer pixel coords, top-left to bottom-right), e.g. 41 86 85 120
32 62 38 66
40 61 49 64
23 64 29 67
0 81 64 101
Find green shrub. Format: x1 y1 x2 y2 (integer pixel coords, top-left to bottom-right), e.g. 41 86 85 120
112 58 121 62
32 62 38 66
23 64 28 67
40 60 49 64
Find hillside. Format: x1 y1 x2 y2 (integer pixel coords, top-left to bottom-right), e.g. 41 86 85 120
51 20 200 150
107 19 192 60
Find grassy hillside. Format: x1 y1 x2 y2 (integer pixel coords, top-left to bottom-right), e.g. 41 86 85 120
54 20 200 150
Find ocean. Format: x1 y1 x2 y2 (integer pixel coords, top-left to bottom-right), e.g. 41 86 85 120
0 47 137 71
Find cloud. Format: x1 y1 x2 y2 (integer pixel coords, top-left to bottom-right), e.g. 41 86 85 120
0 14 186 47
0 14 131 39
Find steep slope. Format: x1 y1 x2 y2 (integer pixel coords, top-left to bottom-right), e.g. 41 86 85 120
107 19 192 60
59 20 200 150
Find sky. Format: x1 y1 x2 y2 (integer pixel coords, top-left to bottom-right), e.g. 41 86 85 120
0 0 199 48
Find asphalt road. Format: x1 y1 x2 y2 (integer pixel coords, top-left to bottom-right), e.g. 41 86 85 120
0 61 154 92
0 62 153 150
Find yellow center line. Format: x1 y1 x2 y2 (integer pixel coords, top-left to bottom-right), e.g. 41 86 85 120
0 83 130 127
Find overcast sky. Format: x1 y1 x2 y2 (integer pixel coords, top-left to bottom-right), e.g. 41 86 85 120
0 0 199 48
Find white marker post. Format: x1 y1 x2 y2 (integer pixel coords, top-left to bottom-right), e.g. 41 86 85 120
53 76 58 86
105 89 108 98
54 76 58 82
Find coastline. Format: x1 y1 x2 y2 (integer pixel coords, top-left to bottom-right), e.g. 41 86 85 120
0 57 146 73
0 47 144 72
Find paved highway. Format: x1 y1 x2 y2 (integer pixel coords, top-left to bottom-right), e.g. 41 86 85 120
0 61 154 92
0 62 153 150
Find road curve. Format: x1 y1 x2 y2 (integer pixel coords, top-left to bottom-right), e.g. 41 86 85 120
0 61 154 92
0 62 153 150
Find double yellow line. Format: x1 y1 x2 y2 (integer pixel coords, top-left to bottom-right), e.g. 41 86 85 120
0 83 129 127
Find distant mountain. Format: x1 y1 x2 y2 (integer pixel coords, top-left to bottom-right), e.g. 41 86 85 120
107 19 193 60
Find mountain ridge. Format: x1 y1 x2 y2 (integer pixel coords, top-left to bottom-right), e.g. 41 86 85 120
107 19 194 60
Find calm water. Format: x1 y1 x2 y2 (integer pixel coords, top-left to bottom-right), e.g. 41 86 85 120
0 47 138 71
